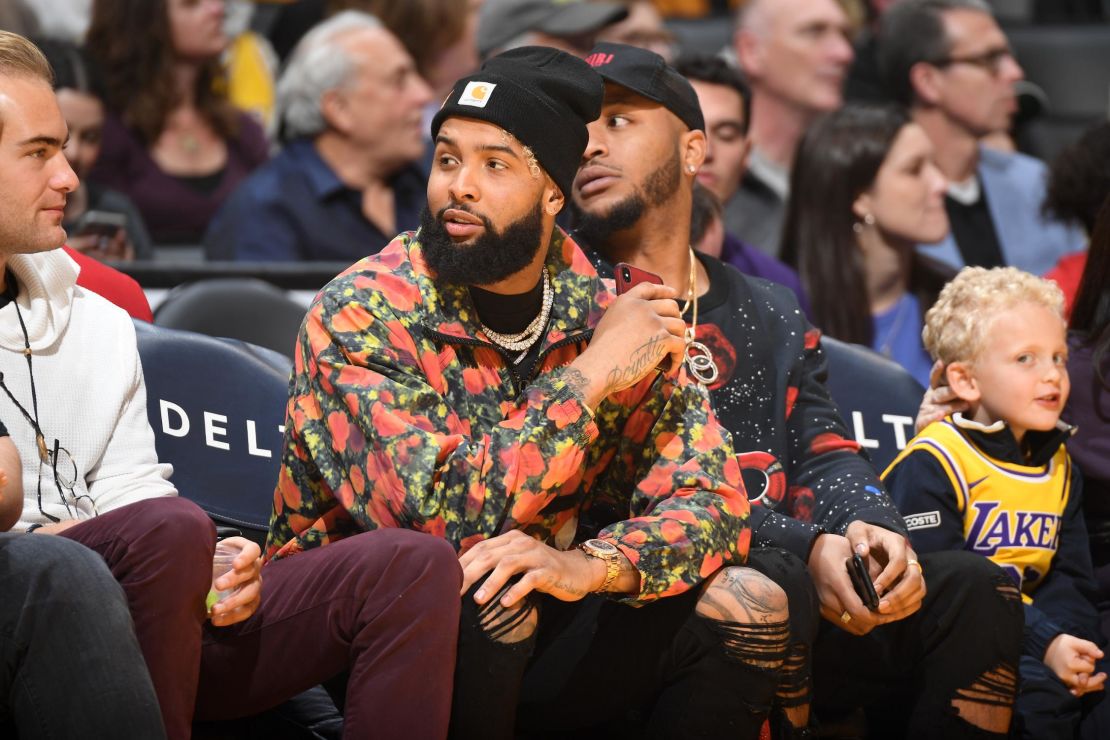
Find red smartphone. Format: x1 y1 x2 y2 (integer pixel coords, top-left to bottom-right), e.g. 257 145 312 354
614 262 664 295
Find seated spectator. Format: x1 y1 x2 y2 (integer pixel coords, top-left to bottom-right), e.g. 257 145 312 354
877 0 1085 276
781 104 953 387
269 45 792 739
86 0 268 245
1063 196 1110 642
885 266 1110 740
674 53 809 312
729 0 855 258
1043 122 1110 315
0 418 168 739
477 0 628 59
573 43 1021 739
205 12 431 263
595 0 677 62
35 38 152 261
0 30 461 740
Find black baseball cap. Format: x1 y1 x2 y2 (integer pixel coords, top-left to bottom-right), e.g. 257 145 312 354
585 42 705 133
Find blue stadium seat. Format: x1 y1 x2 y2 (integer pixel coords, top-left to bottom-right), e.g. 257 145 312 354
134 321 290 545
135 321 343 739
821 336 926 473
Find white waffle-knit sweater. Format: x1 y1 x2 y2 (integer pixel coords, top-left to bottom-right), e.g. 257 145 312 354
0 249 175 530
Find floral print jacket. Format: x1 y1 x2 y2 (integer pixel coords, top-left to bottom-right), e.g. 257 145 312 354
266 229 749 602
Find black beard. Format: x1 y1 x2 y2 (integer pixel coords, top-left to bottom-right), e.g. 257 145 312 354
570 149 682 248
419 201 546 286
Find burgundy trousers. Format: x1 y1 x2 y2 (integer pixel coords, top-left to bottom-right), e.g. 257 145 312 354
195 527 461 739
60 496 215 740
62 498 462 740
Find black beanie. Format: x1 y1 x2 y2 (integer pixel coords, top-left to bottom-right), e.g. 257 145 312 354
431 46 603 198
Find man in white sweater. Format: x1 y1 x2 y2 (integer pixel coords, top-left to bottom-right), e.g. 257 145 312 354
0 30 462 740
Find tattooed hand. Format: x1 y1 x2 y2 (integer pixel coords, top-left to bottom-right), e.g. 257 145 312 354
568 282 687 410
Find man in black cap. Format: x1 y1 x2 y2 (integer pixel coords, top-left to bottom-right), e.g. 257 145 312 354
269 45 794 739
572 41 1025 739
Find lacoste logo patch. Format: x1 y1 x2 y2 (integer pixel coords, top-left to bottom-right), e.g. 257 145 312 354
458 81 496 108
904 511 941 530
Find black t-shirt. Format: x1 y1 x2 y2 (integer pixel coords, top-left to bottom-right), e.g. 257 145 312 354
945 188 1005 269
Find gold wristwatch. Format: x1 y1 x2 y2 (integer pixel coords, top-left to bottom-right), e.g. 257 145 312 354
579 538 621 593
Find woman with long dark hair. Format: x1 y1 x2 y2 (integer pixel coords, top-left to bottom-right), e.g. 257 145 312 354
781 103 951 386
86 0 267 245
1064 196 1110 624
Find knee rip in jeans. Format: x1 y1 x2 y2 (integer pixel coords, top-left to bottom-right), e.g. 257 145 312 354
697 567 790 670
991 573 1023 614
477 580 538 644
951 661 1017 733
776 644 810 710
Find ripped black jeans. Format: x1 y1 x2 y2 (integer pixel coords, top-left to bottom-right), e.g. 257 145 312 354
449 547 813 740
811 549 1024 739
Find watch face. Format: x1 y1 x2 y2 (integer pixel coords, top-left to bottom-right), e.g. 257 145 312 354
585 538 619 555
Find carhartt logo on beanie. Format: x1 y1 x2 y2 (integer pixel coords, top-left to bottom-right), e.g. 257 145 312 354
458 81 496 108
432 46 604 198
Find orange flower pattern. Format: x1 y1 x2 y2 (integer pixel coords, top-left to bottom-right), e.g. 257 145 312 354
267 229 749 602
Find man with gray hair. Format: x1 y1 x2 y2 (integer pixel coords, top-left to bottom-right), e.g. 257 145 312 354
877 0 1084 276
728 0 855 258
205 11 432 262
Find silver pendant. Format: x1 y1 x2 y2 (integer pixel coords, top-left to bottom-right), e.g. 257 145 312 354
685 340 719 386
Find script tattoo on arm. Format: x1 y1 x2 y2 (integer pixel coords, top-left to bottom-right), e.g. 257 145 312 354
603 333 667 396
562 367 592 405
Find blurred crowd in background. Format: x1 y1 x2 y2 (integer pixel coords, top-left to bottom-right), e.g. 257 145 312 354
0 0 1107 385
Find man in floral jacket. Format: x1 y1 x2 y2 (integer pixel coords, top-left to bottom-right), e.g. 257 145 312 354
268 47 791 739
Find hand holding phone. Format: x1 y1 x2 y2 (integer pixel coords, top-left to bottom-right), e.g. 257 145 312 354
847 553 880 611
74 209 127 240
69 210 133 261
614 262 664 295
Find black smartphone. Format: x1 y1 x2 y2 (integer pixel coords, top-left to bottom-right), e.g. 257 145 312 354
614 262 664 295
74 209 126 239
847 553 880 611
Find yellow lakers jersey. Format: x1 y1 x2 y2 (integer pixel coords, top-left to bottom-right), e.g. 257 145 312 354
886 419 1072 604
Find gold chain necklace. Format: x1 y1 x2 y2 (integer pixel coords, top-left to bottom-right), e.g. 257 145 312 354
683 246 719 386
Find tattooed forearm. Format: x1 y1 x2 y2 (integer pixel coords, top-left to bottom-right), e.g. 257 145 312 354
561 367 592 402
603 333 667 395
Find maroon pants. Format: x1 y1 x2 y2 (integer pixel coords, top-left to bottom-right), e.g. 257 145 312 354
195 527 461 739
62 498 462 740
60 496 215 740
